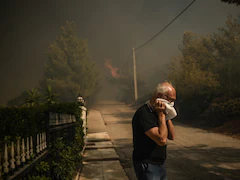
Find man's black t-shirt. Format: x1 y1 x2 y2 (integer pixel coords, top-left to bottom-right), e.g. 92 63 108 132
132 103 166 165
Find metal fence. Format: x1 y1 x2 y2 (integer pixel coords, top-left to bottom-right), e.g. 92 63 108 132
0 110 85 180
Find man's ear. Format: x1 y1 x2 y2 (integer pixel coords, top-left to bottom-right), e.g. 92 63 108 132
151 94 158 104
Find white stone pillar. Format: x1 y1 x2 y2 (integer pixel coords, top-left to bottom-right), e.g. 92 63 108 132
43 132 46 149
3 143 9 173
80 106 87 137
30 136 33 157
10 142 15 170
39 133 42 152
36 134 40 154
16 140 21 166
26 137 30 160
21 139 26 163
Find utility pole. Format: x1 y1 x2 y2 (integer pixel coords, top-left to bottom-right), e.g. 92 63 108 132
132 48 138 101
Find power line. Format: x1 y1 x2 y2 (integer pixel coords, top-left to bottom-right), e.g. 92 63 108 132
119 0 196 72
135 0 196 52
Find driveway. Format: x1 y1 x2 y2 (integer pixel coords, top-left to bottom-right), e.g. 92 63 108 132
92 100 240 180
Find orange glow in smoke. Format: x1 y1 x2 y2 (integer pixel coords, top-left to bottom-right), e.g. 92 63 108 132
105 60 120 78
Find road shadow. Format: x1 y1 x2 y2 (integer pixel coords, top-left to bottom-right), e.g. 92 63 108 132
167 144 240 180
111 138 137 180
111 138 240 180
94 102 240 179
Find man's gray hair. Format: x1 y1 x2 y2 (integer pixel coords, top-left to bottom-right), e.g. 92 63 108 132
154 81 173 95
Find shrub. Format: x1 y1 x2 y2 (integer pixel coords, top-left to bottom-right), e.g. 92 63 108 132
201 97 240 125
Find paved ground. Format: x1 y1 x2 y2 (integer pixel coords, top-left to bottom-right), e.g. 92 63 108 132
78 109 128 180
91 100 240 180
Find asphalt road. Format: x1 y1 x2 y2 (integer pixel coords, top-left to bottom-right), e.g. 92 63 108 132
92 100 240 180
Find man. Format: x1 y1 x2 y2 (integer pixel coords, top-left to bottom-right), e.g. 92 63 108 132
132 81 176 180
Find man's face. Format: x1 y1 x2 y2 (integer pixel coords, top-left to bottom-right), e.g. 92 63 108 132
158 87 176 103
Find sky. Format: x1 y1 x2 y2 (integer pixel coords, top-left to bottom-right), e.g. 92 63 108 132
0 0 239 104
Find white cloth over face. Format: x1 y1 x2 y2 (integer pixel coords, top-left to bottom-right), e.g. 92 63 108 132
156 98 177 120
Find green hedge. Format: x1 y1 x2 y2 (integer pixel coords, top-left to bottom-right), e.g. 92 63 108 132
0 102 83 148
0 106 46 142
0 102 85 179
201 97 240 125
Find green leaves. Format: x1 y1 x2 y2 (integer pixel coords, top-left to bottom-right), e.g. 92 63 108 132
0 106 46 143
212 15 240 97
42 84 59 105
168 15 240 120
36 161 50 174
23 88 42 107
8 21 100 106
0 102 82 147
43 21 100 102
51 137 82 180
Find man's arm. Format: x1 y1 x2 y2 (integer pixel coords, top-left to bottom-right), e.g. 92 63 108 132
145 112 168 146
167 120 175 140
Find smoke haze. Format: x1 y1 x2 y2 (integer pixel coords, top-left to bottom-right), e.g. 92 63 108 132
0 0 239 103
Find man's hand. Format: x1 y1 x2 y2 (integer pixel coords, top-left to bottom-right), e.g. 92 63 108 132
145 99 168 146
153 99 166 115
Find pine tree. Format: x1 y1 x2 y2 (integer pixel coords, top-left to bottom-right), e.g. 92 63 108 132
212 15 240 97
42 21 100 102
167 15 240 119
